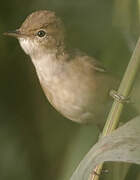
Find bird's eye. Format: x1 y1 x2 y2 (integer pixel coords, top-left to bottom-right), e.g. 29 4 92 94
37 30 46 37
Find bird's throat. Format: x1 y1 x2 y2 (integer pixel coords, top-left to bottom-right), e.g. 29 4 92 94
31 51 66 86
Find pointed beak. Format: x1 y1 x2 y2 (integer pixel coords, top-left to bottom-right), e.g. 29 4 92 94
3 29 21 38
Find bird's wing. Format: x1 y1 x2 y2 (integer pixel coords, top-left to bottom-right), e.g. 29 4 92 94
83 55 107 73
69 49 107 73
91 60 107 72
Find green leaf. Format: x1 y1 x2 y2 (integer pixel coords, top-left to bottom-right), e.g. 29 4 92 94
71 116 140 180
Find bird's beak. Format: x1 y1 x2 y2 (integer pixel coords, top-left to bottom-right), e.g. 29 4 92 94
3 29 21 38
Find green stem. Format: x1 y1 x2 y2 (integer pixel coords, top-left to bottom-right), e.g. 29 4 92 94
93 37 140 180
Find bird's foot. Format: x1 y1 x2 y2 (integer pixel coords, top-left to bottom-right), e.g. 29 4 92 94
110 89 130 103
91 168 109 179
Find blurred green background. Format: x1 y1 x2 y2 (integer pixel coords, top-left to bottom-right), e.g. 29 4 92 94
0 0 140 179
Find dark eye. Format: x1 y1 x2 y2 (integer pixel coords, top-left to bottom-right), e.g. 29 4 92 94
37 30 46 37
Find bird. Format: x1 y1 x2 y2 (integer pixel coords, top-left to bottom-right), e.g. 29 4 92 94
4 10 122 128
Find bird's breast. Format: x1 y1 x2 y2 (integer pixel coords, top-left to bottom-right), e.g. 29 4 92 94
32 57 111 124
35 67 100 123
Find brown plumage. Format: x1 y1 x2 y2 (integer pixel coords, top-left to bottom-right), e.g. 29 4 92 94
5 10 122 128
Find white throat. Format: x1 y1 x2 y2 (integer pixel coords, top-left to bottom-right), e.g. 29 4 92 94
19 38 36 55
19 37 65 85
32 53 65 87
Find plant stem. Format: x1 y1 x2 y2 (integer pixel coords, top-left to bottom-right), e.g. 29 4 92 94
92 36 140 180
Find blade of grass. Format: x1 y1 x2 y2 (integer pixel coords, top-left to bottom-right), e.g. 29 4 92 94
92 36 140 180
